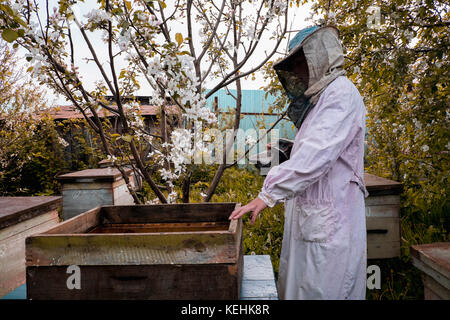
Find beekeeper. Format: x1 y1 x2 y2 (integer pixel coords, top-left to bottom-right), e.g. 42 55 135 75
229 25 369 300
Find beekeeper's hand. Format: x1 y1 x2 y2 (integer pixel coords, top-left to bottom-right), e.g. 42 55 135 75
228 197 267 225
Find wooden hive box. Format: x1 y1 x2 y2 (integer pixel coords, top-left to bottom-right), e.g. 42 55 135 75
98 158 143 191
25 202 243 300
0 196 61 297
411 242 450 300
57 168 136 221
365 173 403 259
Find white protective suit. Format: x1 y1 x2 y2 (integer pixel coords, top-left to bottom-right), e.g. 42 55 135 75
258 27 369 300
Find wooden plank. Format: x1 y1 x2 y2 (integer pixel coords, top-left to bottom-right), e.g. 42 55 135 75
0 234 27 296
101 203 237 224
44 207 101 235
367 240 400 259
57 168 133 182
62 189 113 220
62 176 132 191
112 183 134 205
422 273 450 300
412 256 449 287
241 280 278 300
88 222 230 233
0 210 59 241
410 242 450 281
366 217 400 242
0 196 61 230
424 282 442 300
228 203 241 234
26 264 241 300
365 204 400 218
242 255 275 281
365 195 400 206
0 211 59 297
62 182 113 190
364 173 403 196
26 232 237 266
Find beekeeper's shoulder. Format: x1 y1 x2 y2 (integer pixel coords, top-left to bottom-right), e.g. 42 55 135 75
322 76 362 112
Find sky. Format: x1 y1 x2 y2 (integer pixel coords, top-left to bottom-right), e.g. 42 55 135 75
29 0 313 106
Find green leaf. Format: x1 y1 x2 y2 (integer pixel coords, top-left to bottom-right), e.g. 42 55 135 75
125 1 132 11
175 33 183 46
2 29 18 43
122 135 133 142
13 16 28 27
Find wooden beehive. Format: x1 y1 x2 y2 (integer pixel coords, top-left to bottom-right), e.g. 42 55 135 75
98 158 143 191
57 168 136 220
411 242 450 300
365 173 403 259
0 196 61 297
25 202 242 300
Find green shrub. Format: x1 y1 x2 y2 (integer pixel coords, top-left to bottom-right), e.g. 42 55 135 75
0 116 102 196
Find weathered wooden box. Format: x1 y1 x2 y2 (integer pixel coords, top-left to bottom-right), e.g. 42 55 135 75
0 196 61 297
411 242 450 300
25 202 242 300
365 173 403 259
57 168 136 221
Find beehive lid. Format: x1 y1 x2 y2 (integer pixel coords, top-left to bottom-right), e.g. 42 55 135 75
98 157 136 167
57 168 133 182
0 196 61 229
411 242 450 282
364 173 403 196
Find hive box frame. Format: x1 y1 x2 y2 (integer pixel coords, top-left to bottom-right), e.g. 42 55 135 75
57 168 136 220
365 173 403 259
0 196 61 297
25 202 242 300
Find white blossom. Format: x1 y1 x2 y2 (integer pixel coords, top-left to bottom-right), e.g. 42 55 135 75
148 14 161 27
84 9 111 25
245 134 257 147
118 29 132 51
167 191 178 204
106 154 118 163
58 137 69 147
246 25 257 40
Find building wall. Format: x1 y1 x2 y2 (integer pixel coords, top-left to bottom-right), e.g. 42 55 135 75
205 89 296 141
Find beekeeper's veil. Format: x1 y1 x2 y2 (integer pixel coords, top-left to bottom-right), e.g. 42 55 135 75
274 25 346 129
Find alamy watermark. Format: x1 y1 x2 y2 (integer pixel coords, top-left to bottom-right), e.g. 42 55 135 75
367 264 381 290
66 265 81 290
64 264 381 291
173 126 281 175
